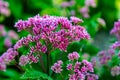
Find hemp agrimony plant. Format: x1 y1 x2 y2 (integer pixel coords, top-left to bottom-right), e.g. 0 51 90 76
0 14 97 80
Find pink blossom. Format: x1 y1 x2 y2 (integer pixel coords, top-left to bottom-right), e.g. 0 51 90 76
79 7 89 18
0 0 10 16
108 49 115 56
14 15 90 51
70 16 83 24
85 0 96 8
68 52 80 60
0 62 6 71
57 60 63 65
74 61 81 69
69 74 77 80
29 55 38 63
111 66 120 76
4 38 12 48
8 30 19 40
111 41 120 49
110 20 120 40
0 15 90 72
86 73 98 80
0 48 18 71
61 0 75 8
67 64 73 70
82 60 94 72
0 24 7 36
97 18 106 27
67 52 97 80
81 66 88 73
41 46 47 53
51 60 63 73
19 55 29 66
97 51 106 56
61 2 70 8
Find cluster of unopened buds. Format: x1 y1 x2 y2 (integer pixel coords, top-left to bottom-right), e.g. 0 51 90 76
51 52 98 80
0 15 90 72
0 0 10 17
0 24 19 48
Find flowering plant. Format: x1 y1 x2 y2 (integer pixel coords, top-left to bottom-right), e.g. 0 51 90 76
0 14 98 80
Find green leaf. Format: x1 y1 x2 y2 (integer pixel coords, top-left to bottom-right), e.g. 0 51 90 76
76 0 85 6
0 69 20 79
21 69 53 80
8 0 22 19
67 42 81 53
0 37 6 53
84 13 101 37
29 0 52 9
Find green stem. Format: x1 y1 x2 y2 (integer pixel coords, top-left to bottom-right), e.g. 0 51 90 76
60 73 64 80
39 55 46 73
14 60 24 72
46 52 50 76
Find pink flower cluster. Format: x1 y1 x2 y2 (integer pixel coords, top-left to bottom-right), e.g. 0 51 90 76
97 49 115 65
51 60 63 73
4 38 12 48
90 19 120 77
0 15 90 71
110 20 120 49
70 16 83 24
67 52 97 80
86 73 98 80
61 0 75 8
91 47 120 77
79 7 90 18
60 0 97 18
111 66 120 76
79 0 96 18
51 52 98 80
0 24 19 48
111 41 120 49
110 20 120 40
85 0 96 8
97 18 106 27
0 48 18 71
15 15 90 51
19 55 30 66
0 25 6 36
68 52 80 60
68 60 95 80
0 0 10 16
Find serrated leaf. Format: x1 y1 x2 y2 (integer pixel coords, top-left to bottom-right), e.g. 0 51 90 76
21 69 53 80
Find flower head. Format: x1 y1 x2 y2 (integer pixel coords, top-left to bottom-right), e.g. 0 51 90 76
68 52 80 60
111 66 120 76
19 55 29 66
110 20 120 40
0 0 10 16
51 60 63 73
